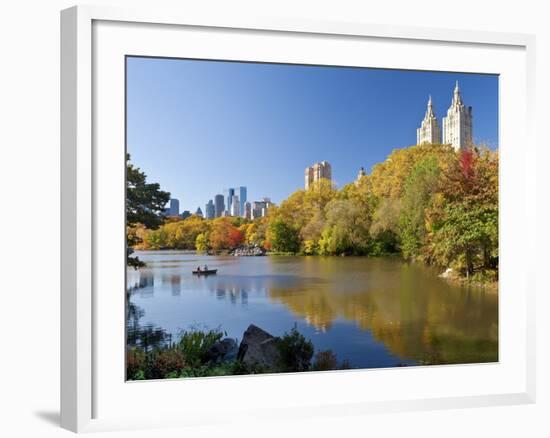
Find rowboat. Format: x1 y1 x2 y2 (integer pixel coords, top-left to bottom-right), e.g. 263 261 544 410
192 269 218 275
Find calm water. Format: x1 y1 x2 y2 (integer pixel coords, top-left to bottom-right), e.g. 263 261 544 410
127 251 498 369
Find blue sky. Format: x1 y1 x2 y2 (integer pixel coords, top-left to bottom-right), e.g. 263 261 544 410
126 57 498 213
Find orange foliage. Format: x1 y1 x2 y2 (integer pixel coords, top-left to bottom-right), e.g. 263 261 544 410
209 218 243 250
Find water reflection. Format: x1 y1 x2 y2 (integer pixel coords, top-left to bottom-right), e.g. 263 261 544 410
127 251 498 368
128 272 154 292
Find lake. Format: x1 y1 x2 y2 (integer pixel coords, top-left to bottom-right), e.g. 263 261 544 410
127 250 498 369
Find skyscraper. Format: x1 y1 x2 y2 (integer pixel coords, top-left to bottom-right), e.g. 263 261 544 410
305 161 332 189
244 201 252 219
195 207 203 218
214 194 225 218
442 81 473 151
417 95 441 145
230 195 240 217
167 198 180 216
205 200 215 219
252 198 273 218
238 186 247 216
224 188 235 215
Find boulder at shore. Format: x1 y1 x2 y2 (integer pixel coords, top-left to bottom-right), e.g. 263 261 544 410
237 324 280 370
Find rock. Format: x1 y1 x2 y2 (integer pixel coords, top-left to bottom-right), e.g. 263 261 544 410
237 324 280 370
439 268 454 278
230 245 266 257
206 338 239 364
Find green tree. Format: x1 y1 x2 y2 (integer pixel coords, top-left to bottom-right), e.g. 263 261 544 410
323 198 371 255
398 157 440 259
429 202 497 276
126 154 170 268
369 198 402 254
268 219 300 253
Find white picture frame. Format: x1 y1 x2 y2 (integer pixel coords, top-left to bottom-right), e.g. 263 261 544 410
60 4 536 433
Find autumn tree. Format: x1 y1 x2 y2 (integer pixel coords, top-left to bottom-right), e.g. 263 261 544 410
144 215 208 250
426 148 498 276
208 218 243 251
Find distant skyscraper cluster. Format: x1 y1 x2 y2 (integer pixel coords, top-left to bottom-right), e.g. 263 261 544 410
220 186 247 218
417 81 473 151
200 186 273 220
164 186 273 221
304 161 332 190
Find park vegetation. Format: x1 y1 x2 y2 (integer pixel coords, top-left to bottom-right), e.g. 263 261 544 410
126 324 349 380
127 143 498 282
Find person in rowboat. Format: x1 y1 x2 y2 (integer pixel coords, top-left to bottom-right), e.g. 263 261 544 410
197 266 201 272
204 264 208 271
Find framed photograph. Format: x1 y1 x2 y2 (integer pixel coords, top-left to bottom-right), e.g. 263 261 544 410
61 5 536 433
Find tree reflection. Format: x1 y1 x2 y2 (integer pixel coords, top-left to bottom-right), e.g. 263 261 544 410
126 281 170 352
268 262 498 365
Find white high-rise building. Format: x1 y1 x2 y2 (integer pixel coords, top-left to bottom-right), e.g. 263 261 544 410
305 161 332 190
442 81 473 151
417 96 441 145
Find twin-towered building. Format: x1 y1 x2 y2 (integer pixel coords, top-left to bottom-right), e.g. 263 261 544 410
417 81 473 151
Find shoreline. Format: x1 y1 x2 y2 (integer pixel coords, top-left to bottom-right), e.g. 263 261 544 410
130 248 498 288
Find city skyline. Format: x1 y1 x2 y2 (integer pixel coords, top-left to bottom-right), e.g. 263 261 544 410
166 183 274 221
127 57 498 212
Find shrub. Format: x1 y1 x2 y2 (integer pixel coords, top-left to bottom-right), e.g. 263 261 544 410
178 327 224 367
312 350 338 371
148 348 186 379
277 325 314 372
126 349 146 380
340 359 352 370
302 239 319 255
